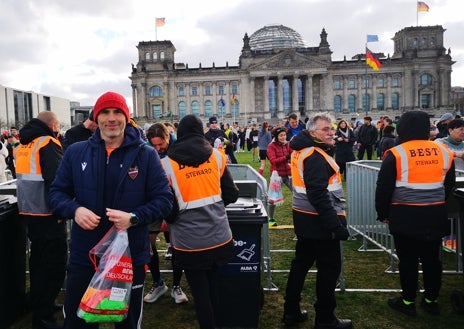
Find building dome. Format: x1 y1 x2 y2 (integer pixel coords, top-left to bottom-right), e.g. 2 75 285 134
249 24 307 51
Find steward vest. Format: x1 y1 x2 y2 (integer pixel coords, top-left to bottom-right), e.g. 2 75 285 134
291 146 345 216
388 140 453 206
16 136 62 216
162 149 232 252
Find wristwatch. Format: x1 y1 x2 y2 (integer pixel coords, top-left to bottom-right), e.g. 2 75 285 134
129 213 139 227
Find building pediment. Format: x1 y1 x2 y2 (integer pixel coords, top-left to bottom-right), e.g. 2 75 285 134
249 50 328 72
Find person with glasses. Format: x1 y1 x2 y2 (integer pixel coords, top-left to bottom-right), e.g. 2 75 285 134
435 118 464 170
282 112 352 329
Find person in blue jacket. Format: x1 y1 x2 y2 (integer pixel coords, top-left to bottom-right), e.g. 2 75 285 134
49 91 173 329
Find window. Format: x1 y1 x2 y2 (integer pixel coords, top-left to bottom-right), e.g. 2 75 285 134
231 100 240 119
391 92 399 110
205 85 212 96
153 52 158 60
421 37 427 47
362 94 370 112
217 100 225 118
333 79 342 90
363 78 370 88
178 101 186 119
348 94 356 112
348 79 356 89
149 86 163 97
377 78 384 88
421 94 431 109
204 100 213 118
145 52 150 60
160 52 165 60
191 86 198 96
178 86 184 96
420 74 432 86
430 37 435 46
333 95 342 112
152 104 162 119
218 85 224 95
392 77 400 87
283 80 291 115
191 101 200 116
377 93 385 110
231 84 238 95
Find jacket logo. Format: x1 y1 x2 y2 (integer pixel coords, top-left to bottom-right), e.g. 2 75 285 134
128 166 139 180
81 162 87 171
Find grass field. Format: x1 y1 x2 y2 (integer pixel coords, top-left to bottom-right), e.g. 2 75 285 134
10 151 464 328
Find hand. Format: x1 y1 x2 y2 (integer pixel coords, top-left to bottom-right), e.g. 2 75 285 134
74 206 101 230
331 226 350 240
106 208 131 230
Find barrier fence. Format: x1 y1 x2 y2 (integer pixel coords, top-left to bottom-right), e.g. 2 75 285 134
346 160 463 275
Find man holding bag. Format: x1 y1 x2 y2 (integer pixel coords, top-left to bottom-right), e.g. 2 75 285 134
49 91 173 329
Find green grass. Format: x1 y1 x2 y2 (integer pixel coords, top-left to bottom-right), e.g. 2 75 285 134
10 151 464 328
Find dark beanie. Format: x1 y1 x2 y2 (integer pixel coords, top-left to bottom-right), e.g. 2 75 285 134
177 114 205 140
397 110 430 144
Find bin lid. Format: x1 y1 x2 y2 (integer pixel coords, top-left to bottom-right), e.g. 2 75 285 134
226 197 267 223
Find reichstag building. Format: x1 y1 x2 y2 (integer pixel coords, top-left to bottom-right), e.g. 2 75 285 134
130 24 453 124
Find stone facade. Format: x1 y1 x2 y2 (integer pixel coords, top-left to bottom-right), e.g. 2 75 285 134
130 25 454 125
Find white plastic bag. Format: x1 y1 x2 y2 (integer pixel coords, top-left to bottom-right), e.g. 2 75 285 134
268 170 284 206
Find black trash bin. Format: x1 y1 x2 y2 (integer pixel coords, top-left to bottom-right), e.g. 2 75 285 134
451 188 464 314
0 195 26 329
212 196 267 328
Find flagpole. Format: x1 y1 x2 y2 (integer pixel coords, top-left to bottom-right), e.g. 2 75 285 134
416 0 419 26
365 42 368 117
155 25 158 41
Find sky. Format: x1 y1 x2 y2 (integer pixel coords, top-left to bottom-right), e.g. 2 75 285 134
1 0 463 111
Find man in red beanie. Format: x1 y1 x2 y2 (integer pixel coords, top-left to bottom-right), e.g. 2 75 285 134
49 91 173 329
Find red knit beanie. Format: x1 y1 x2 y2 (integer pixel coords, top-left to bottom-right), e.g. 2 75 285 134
93 91 130 122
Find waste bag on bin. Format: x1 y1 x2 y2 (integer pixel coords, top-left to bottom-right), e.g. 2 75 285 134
451 188 464 314
212 196 267 328
0 195 26 329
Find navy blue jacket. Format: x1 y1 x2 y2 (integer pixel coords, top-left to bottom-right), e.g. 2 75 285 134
49 124 173 267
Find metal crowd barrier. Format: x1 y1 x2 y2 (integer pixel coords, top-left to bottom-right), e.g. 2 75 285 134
346 160 463 275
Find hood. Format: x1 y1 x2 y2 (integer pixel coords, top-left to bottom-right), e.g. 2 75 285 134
19 118 55 144
397 110 430 144
167 114 213 166
290 130 335 156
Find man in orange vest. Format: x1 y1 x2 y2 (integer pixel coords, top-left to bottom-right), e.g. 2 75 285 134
376 110 455 316
283 112 352 329
16 111 66 329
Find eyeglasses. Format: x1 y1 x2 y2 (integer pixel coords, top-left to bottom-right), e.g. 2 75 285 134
316 127 336 132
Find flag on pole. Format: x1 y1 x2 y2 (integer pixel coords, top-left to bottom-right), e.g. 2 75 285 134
366 48 382 71
366 35 379 43
417 1 429 12
156 17 165 27
231 94 236 105
219 98 225 107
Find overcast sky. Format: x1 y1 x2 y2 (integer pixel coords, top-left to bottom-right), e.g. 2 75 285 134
1 0 463 111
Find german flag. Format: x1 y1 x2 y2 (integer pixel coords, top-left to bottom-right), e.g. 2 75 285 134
366 48 382 71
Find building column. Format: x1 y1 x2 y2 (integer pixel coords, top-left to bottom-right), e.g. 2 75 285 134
163 80 169 115
371 75 377 110
306 74 313 112
249 77 255 117
292 74 299 113
277 75 284 117
357 75 363 112
386 75 392 109
264 77 270 116
343 77 348 111
131 84 137 117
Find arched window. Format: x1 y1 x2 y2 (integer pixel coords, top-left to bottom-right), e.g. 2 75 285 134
160 51 165 60
231 100 240 119
377 93 385 111
149 86 163 97
217 100 225 118
145 52 150 60
348 94 356 112
391 93 400 110
420 73 432 86
333 95 342 112
191 101 200 116
178 101 186 119
204 100 213 118
153 52 158 61
362 94 370 113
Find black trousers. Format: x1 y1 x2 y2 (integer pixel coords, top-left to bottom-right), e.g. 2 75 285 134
393 235 442 302
184 268 216 329
357 143 374 160
64 263 145 329
284 237 342 323
24 216 67 322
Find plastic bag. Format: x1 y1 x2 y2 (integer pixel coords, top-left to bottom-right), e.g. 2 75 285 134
77 226 132 323
268 170 284 206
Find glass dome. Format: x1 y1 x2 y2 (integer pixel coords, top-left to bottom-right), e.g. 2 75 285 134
249 24 307 51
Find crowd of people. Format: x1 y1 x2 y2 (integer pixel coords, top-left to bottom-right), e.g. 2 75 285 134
8 92 464 329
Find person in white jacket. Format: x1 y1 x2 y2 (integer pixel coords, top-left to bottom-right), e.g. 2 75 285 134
0 140 9 183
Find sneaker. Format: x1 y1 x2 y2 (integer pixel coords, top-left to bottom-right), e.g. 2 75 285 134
420 297 440 315
171 286 188 304
268 218 278 227
387 296 417 316
164 246 172 260
282 310 308 326
144 282 168 303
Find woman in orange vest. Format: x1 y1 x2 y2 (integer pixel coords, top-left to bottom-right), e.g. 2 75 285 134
162 114 239 329
376 110 455 316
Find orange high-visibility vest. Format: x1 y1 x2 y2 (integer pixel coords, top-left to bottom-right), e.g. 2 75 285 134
388 140 453 206
16 135 62 216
